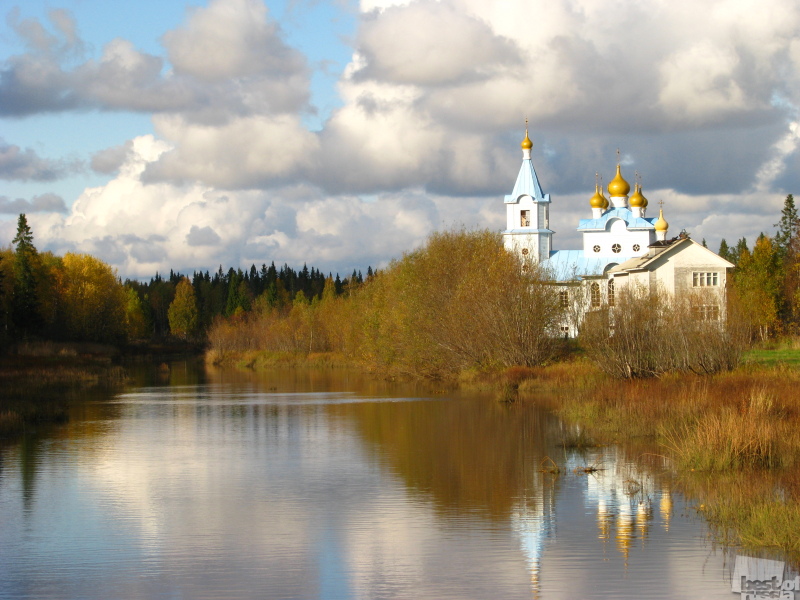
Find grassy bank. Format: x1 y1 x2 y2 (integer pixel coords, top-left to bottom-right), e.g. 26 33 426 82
508 357 800 559
206 348 353 370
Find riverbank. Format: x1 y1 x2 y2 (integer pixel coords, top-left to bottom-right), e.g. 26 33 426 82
508 357 800 560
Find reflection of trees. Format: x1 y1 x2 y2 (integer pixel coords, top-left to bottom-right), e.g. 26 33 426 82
336 396 564 518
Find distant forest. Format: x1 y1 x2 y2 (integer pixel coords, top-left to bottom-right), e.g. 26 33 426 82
130 262 375 338
0 213 374 346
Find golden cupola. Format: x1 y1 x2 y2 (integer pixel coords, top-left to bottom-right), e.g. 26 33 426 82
608 164 630 197
589 184 605 209
629 183 645 208
655 209 669 232
521 128 533 150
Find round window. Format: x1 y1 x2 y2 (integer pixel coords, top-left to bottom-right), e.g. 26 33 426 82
612 243 621 254
521 248 529 255
633 244 641 252
593 245 601 253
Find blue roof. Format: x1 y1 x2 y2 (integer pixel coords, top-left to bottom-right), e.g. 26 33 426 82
504 158 549 204
577 208 656 231
543 250 632 281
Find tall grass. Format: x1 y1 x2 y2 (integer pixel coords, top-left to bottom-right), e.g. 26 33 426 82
529 361 800 471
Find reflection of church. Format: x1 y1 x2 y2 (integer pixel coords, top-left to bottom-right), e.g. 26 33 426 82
511 449 674 597
502 127 734 335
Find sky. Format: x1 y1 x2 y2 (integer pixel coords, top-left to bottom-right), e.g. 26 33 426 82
1 0 799 279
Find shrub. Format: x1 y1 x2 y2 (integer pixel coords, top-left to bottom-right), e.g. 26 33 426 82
581 284 747 378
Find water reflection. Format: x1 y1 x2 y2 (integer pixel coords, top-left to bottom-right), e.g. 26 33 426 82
0 366 766 599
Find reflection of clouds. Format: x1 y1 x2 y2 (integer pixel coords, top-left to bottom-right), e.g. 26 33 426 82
14 384 535 599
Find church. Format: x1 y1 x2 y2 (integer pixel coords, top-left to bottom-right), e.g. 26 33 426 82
502 127 734 336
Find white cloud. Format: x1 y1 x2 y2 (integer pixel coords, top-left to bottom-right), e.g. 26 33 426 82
143 114 319 188
163 0 304 82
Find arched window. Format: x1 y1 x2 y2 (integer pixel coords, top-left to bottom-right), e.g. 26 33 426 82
608 279 615 307
590 282 601 308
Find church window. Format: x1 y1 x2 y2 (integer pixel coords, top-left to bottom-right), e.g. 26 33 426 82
590 282 601 308
633 244 640 252
593 245 600 253
521 210 530 227
521 248 529 255
559 289 569 308
608 279 615 307
692 272 719 287
611 243 621 254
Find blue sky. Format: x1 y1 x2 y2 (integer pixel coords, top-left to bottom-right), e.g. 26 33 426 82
2 0 799 278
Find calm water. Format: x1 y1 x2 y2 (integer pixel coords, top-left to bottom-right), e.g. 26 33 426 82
0 363 776 599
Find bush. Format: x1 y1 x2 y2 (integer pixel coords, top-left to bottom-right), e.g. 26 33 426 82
581 284 747 378
352 229 564 377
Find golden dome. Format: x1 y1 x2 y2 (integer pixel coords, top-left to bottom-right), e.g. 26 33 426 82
521 128 533 150
601 188 609 209
608 164 630 197
629 183 645 207
589 184 605 208
655 209 669 232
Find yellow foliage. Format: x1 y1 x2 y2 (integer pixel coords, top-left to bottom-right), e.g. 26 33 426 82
60 253 126 342
168 278 199 339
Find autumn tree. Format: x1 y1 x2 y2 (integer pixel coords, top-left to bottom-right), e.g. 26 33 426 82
168 277 199 339
733 235 782 339
60 252 127 342
124 285 149 340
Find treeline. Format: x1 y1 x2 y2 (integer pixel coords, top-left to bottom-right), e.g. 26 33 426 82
125 262 374 339
718 194 800 339
0 214 372 347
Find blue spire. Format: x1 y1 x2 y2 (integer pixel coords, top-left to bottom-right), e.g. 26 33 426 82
511 157 546 202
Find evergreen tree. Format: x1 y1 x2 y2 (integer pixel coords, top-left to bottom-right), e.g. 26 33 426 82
11 214 41 334
718 239 732 263
734 237 750 264
775 194 799 259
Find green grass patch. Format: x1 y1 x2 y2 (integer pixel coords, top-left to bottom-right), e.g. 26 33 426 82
744 347 800 367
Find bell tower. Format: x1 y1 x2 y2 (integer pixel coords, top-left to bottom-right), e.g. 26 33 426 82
502 124 554 262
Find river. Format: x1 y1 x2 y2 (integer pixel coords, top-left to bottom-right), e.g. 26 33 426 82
0 362 791 599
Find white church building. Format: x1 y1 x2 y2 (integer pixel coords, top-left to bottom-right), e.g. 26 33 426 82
502 127 734 335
